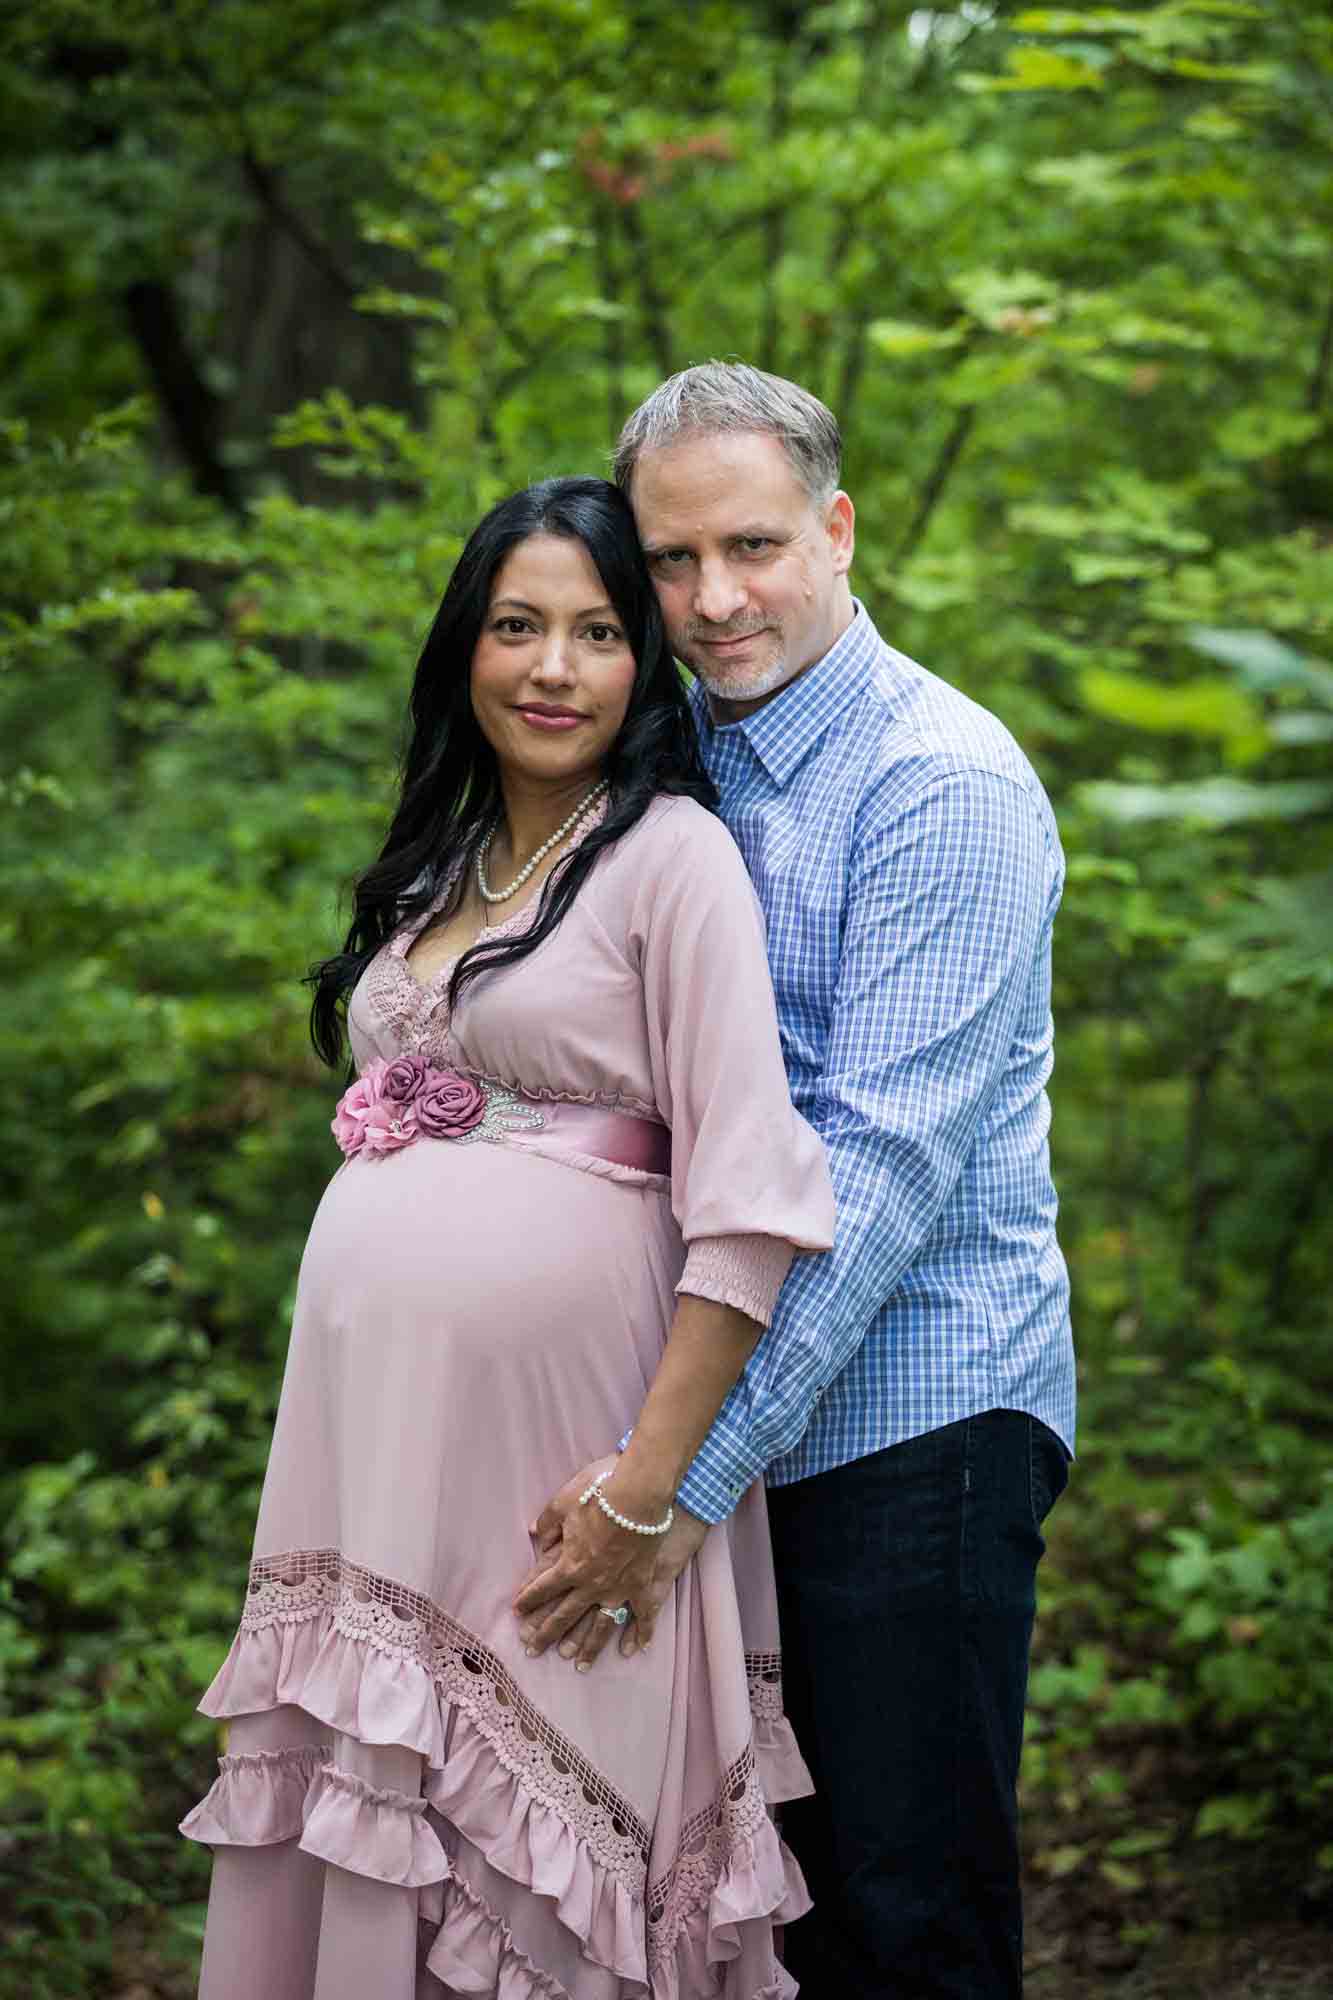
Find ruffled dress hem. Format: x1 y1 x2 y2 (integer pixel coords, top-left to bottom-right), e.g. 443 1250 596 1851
181 1596 809 1998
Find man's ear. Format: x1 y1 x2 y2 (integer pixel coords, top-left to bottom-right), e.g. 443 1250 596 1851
826 491 855 576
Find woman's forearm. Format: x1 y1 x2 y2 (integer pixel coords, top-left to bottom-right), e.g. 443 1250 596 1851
606 1293 763 1522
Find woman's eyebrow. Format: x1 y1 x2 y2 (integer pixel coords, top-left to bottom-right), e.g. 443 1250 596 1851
491 596 618 618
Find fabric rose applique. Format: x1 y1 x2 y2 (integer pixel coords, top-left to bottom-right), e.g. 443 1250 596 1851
332 1057 486 1159
416 1070 486 1139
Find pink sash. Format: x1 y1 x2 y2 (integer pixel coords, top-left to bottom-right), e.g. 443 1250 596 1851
332 1058 671 1178
509 1096 671 1176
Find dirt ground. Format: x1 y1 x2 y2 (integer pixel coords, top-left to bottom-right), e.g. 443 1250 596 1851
110 1886 1331 2000
1025 1897 1332 1998
106 1777 1333 1998
1022 1838 1332 1998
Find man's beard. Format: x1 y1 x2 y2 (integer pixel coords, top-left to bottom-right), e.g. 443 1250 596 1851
683 620 796 703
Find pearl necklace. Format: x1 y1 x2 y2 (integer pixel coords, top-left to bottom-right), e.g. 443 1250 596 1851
475 779 608 905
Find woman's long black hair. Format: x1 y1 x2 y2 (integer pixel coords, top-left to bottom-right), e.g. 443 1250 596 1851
308 477 718 1069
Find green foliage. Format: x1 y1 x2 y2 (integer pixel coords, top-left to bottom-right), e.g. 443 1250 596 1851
2 0 1332 1988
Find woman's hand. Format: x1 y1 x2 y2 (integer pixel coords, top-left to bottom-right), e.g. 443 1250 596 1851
515 1295 762 1671
514 1457 708 1670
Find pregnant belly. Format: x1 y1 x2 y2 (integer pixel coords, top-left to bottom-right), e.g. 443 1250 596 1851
258 1140 681 1626
297 1136 678 1386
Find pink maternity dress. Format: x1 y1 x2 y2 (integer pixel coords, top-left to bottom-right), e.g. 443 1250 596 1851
181 794 835 2000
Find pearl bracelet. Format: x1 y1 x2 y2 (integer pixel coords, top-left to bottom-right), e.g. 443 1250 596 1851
578 1469 674 1537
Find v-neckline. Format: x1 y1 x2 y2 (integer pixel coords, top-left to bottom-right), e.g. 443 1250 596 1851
398 896 540 997
393 800 608 998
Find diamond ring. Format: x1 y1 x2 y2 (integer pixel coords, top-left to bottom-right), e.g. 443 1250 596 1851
598 1604 630 1626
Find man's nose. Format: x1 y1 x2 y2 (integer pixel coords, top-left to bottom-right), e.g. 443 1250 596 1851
693 559 747 626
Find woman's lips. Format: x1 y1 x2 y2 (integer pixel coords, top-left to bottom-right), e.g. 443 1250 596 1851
516 706 586 732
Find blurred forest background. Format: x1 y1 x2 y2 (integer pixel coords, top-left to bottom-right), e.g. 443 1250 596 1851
2 1 1331 1995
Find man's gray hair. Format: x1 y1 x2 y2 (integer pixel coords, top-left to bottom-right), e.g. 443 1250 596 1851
613 361 842 508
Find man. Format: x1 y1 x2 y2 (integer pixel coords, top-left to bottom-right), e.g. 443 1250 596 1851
516 362 1075 1996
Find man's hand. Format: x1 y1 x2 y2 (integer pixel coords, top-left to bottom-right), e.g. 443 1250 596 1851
514 1458 709 1670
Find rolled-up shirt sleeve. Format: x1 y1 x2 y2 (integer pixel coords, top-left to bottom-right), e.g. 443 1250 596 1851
634 804 835 1329
676 767 1057 1522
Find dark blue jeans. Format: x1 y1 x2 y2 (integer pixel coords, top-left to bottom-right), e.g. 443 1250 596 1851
767 1410 1068 1999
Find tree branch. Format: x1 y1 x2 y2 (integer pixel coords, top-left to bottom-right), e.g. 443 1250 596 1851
158 0 366 305
593 208 628 448
759 50 791 372
618 203 674 379
892 403 976 566
1307 276 1333 412
1182 1039 1227 1309
123 278 242 512
800 1 896 390
834 318 873 436
1265 1129 1333 1326
239 152 360 305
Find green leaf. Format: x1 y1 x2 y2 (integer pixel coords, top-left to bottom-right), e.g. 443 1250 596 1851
1216 407 1323 461
1012 9 1140 29
868 319 967 357
1194 1793 1275 1841
1163 1529 1213 1595
950 268 1061 323
1107 1828 1175 1859
1028 153 1129 203
1035 1842 1088 1878
963 47 1106 92
1100 1857 1145 1892
1069 551 1166 584
1081 776 1333 825
1064 855 1139 885
1185 629 1333 705
1268 712 1333 746
1079 668 1265 745
1162 58 1273 83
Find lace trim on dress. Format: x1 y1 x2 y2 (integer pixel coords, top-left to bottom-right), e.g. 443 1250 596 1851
241 1549 651 1892
358 956 661 1118
363 950 447 1037
744 1650 784 1727
644 1741 770 1974
393 801 610 985
362 808 635 1087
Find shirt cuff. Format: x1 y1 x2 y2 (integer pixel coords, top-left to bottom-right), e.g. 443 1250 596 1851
676 1233 795 1328
675 1412 768 1525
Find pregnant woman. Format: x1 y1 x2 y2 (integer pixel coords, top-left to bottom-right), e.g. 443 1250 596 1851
180 477 834 2000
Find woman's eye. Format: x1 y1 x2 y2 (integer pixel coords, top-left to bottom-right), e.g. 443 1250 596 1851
495 617 532 636
585 624 622 644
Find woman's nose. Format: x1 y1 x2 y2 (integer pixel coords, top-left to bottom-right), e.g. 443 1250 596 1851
530 634 577 684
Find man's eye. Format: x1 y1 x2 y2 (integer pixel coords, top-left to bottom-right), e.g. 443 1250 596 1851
738 537 771 554
652 549 691 569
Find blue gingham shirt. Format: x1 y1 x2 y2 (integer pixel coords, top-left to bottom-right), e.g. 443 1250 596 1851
678 604 1076 1523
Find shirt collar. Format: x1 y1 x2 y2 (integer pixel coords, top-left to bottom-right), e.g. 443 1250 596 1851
690 602 881 787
